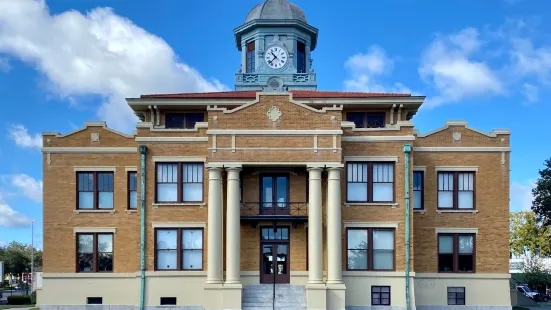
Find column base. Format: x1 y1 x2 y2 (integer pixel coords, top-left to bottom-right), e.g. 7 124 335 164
327 282 346 310
203 283 242 310
306 283 327 310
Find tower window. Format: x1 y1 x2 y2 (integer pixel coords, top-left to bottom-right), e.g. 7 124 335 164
297 41 306 73
246 41 255 73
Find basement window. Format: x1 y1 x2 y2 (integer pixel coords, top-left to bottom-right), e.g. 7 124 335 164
87 297 102 305
160 297 177 305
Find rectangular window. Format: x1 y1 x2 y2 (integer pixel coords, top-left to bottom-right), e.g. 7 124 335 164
297 41 306 73
346 112 386 128
160 297 177 305
77 233 113 272
346 228 394 271
438 234 475 273
447 287 465 305
155 228 203 270
246 41 255 73
165 113 204 129
156 163 204 203
346 163 394 202
87 297 103 305
77 172 114 210
128 172 137 209
413 171 424 209
371 286 391 306
438 172 475 209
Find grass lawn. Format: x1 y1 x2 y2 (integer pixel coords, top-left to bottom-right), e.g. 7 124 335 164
0 305 36 310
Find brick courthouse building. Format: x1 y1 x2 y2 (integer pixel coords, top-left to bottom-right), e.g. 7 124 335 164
38 0 512 309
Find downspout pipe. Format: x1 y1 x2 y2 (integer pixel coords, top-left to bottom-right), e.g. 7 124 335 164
403 144 412 310
139 145 148 310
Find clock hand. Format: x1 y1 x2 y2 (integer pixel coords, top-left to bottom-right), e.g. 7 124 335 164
271 51 278 60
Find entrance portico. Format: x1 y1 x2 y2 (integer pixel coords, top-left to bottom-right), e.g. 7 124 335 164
203 162 345 309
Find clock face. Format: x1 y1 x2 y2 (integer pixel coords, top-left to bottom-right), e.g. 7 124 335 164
264 46 288 69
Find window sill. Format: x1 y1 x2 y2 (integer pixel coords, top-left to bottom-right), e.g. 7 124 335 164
73 209 115 214
436 209 478 214
413 210 426 214
126 209 138 214
345 202 398 208
153 203 205 208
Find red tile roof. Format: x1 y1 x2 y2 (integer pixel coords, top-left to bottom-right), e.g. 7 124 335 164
140 90 411 99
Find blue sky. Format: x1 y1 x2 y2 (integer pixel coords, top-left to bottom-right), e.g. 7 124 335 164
1 0 550 247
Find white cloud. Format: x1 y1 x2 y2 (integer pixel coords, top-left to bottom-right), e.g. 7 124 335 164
8 125 42 149
9 174 43 203
509 38 551 80
344 45 412 94
510 181 535 211
419 28 502 107
0 195 32 228
0 0 228 132
0 240 7 247
522 83 539 103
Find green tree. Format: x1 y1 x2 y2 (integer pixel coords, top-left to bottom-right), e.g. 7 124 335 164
522 256 551 292
510 211 551 257
532 158 551 225
0 242 43 280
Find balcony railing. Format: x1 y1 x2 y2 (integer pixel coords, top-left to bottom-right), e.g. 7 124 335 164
240 202 308 218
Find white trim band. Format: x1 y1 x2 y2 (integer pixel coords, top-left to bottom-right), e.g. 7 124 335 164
344 222 400 229
125 166 138 172
152 156 206 163
73 227 117 235
42 147 136 154
435 166 479 172
414 166 426 171
152 222 207 228
73 166 117 172
207 129 342 135
414 147 510 152
435 227 479 234
344 156 398 162
135 137 208 143
206 162 344 168
342 135 415 142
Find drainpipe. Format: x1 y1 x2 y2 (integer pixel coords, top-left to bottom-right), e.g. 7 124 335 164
139 145 148 310
403 144 412 310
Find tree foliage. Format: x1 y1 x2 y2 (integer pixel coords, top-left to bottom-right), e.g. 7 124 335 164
522 256 551 292
532 158 551 225
0 241 43 278
510 211 551 257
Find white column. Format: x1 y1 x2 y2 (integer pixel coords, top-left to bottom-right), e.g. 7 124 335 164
307 167 323 284
326 167 343 284
206 167 223 284
225 167 242 284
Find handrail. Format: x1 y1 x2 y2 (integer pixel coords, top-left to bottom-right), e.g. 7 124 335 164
240 202 308 217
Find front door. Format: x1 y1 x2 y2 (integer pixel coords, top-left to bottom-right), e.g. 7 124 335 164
260 227 290 284
260 175 289 215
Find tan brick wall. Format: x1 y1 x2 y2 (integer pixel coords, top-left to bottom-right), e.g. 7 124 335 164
413 125 510 273
42 96 509 280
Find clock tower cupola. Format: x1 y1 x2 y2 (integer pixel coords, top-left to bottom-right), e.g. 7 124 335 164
234 0 318 91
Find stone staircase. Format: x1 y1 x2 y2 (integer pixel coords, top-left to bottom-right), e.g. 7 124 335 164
242 284 306 310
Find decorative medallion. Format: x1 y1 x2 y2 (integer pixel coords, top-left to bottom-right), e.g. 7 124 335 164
267 106 282 122
452 132 462 141
91 132 100 142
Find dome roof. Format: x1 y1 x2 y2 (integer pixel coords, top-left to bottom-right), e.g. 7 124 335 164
245 0 307 23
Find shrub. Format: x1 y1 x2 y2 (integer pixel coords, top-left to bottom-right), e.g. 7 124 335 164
31 291 37 304
7 295 32 305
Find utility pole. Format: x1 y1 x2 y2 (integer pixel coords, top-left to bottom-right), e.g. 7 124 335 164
31 221 34 292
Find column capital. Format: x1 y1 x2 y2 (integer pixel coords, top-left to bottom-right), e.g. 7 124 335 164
206 164 223 170
225 166 242 172
326 167 342 172
306 166 324 171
